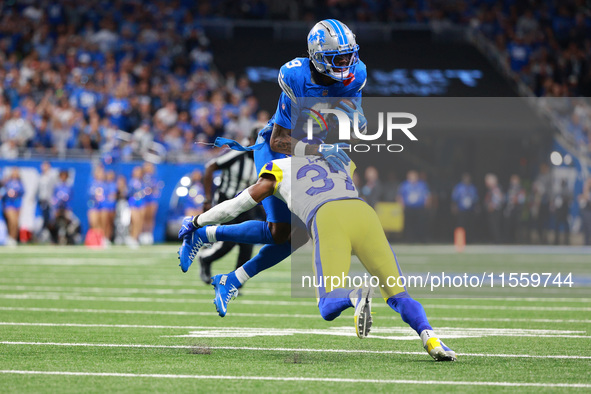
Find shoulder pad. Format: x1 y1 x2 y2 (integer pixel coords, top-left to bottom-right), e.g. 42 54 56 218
278 58 308 104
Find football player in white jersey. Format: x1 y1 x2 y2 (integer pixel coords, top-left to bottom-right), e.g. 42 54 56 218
185 156 457 362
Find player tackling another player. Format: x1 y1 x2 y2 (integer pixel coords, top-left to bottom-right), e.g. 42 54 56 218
179 155 457 362
176 19 457 361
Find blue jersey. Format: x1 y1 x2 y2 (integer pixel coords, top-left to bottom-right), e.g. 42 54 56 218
128 178 145 207
53 182 73 210
263 57 367 141
398 180 430 209
142 174 160 202
103 180 118 209
105 98 131 130
452 183 478 211
3 179 24 208
88 179 106 209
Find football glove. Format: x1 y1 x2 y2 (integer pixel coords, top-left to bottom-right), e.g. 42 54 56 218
337 100 367 135
178 216 200 239
319 142 351 172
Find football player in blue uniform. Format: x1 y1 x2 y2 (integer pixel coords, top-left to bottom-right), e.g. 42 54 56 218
178 20 368 316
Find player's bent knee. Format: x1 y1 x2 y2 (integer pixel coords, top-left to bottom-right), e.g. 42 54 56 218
269 222 291 244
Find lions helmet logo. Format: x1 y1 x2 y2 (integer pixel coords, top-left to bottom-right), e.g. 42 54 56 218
308 29 326 46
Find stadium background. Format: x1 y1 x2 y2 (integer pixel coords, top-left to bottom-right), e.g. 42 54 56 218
0 0 590 245
1 1 591 392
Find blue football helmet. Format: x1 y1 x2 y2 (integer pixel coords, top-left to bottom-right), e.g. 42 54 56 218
307 19 360 81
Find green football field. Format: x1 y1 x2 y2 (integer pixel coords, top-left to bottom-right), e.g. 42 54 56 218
0 245 590 392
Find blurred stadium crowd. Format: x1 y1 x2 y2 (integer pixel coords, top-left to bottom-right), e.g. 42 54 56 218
0 0 268 162
0 1 590 160
0 0 590 245
356 164 591 245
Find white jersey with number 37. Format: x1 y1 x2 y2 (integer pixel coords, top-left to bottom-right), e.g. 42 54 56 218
259 156 359 228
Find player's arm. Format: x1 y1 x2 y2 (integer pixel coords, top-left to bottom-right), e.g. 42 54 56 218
269 123 320 156
192 175 276 228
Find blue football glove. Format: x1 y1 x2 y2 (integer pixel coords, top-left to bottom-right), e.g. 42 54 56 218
337 100 367 135
319 143 351 172
178 216 199 239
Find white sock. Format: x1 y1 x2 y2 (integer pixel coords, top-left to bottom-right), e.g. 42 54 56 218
235 266 250 285
420 329 436 347
206 226 218 243
349 289 358 307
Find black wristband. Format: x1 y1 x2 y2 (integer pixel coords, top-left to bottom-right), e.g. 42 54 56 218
192 215 201 228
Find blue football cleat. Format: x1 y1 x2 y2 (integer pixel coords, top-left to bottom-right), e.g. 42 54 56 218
178 228 209 273
212 273 240 317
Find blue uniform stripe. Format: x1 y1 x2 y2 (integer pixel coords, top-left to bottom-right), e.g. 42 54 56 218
325 19 345 45
330 19 348 45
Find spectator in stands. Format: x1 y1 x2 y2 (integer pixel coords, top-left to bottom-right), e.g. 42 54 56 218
31 117 55 154
504 174 527 244
382 171 400 202
361 166 382 207
532 164 553 244
127 166 145 247
553 179 571 245
2 168 24 246
2 109 34 150
398 170 431 243
451 173 478 242
578 178 591 246
484 173 504 244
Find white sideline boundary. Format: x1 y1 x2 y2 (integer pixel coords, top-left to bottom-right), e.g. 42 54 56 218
2 306 590 323
0 370 590 388
1 341 591 360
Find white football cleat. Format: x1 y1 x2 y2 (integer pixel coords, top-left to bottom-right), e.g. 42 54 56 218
353 286 373 339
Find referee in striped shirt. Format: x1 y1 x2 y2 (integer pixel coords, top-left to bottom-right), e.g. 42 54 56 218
198 128 259 284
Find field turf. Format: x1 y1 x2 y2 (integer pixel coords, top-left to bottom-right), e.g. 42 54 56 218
0 245 589 392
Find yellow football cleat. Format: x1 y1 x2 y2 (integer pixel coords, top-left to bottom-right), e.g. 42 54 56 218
424 337 457 361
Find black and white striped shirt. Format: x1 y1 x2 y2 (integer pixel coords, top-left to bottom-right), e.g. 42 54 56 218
212 150 257 203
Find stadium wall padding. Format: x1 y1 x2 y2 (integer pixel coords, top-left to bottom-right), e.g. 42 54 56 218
0 159 203 243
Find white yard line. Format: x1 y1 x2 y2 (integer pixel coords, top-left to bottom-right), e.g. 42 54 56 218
1 342 591 360
0 307 319 319
1 293 590 311
2 306 590 323
0 286 588 302
0 285 288 297
1 370 590 388
2 369 590 388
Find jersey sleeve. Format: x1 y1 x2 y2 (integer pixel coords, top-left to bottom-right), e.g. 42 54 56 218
273 92 292 130
277 59 305 104
258 161 284 194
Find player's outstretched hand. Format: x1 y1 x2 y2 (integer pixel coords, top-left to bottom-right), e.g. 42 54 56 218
178 216 199 239
320 143 350 172
337 100 367 135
